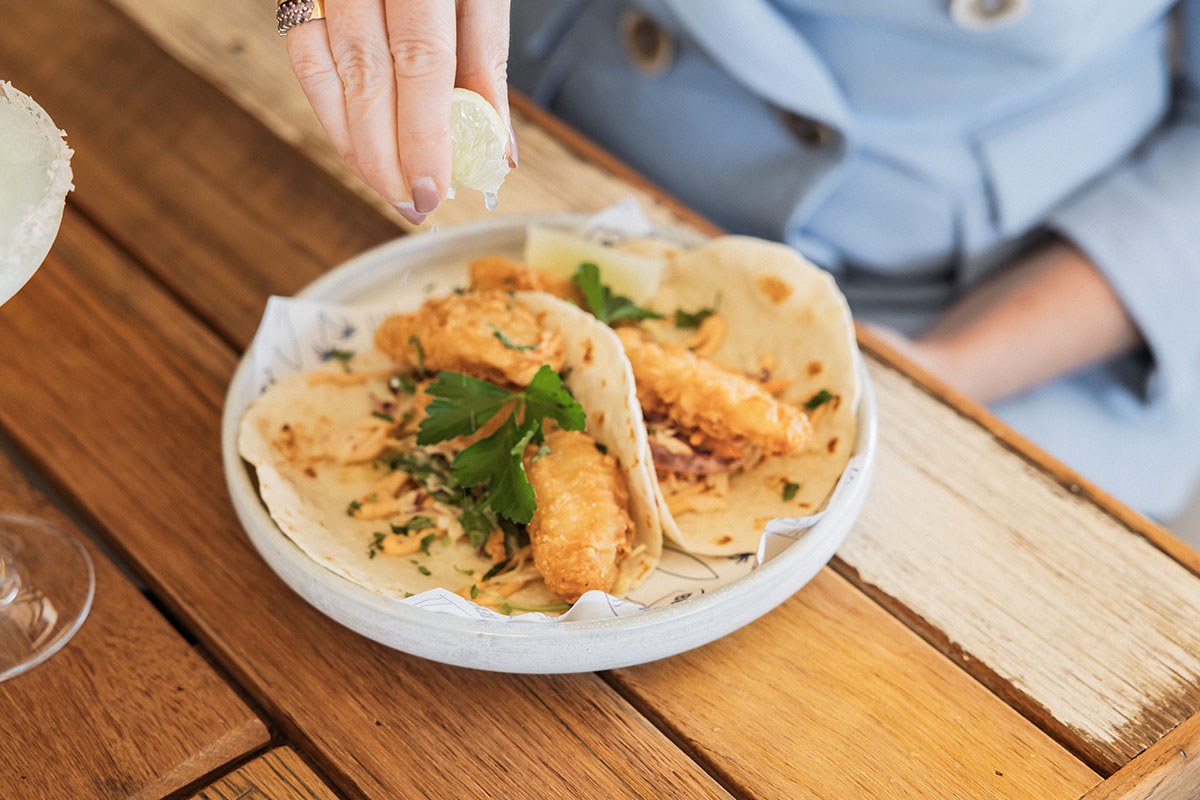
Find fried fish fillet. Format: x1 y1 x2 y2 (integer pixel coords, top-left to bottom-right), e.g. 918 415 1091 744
468 255 584 305
524 429 633 601
374 291 565 387
616 327 811 456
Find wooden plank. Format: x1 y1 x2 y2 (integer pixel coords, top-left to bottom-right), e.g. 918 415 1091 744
54 0 1200 779
0 210 735 799
0 212 1099 799
188 749 339 800
610 569 1098 799
0 442 267 799
835 360 1200 772
1078 712 1200 800
854 327 1200 583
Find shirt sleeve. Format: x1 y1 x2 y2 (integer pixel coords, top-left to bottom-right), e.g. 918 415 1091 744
1050 4 1200 411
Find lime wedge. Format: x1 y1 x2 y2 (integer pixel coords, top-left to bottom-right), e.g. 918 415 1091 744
524 226 666 303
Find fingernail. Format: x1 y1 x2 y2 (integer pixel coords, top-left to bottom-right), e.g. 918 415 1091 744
393 202 427 226
507 120 519 168
411 177 441 214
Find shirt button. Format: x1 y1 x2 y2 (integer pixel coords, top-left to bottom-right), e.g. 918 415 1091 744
950 0 1030 30
778 109 838 149
621 10 675 76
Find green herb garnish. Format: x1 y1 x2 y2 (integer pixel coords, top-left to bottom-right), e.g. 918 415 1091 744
418 533 436 556
346 499 362 517
485 594 572 614
390 515 434 536
409 335 426 373
455 566 475 576
418 366 586 524
459 505 498 550
782 482 800 502
388 373 418 394
499 517 528 559
372 411 395 423
469 585 480 599
571 263 663 325
417 565 432 576
481 559 510 582
328 348 355 372
674 307 716 329
803 389 834 411
493 329 537 352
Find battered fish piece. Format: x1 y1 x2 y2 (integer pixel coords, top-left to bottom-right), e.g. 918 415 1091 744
617 327 811 456
524 429 634 601
468 255 584 305
374 291 564 387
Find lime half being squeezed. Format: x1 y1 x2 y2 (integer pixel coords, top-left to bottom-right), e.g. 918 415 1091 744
448 88 509 210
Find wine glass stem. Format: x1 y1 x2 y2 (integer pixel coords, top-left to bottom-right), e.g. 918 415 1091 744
0 545 20 605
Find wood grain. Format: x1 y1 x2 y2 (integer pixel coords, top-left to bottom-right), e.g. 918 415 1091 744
611 569 1099 799
188 749 339 800
0 446 267 799
0 209 735 799
1078 714 1200 800
54 0 1200 778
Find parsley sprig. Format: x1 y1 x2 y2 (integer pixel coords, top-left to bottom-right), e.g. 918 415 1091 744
572 263 662 325
416 366 586 524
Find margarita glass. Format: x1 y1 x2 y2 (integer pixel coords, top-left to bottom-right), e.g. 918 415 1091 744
0 81 94 682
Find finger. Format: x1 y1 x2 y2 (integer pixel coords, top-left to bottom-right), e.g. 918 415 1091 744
326 0 409 207
286 21 356 172
385 0 457 213
456 0 516 166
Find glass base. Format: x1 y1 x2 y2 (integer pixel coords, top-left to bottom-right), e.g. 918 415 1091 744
0 513 95 681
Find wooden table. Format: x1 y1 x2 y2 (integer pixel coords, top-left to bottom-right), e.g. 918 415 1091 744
4 2 1200 798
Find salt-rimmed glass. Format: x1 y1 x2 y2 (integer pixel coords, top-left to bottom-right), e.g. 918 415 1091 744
0 81 93 681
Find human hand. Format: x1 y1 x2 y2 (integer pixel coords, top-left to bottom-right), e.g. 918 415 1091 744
285 0 515 224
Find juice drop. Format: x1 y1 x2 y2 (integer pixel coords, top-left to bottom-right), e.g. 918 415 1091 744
483 192 498 212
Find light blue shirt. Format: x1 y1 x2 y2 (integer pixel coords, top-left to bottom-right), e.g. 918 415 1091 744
510 0 1200 519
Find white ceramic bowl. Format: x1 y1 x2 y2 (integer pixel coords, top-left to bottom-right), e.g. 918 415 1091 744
221 215 876 673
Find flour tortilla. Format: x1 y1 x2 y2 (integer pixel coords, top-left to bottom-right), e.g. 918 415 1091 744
644 236 859 556
238 296 662 604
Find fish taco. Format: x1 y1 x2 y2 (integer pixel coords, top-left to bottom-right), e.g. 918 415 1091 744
238 289 662 615
472 233 859 556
